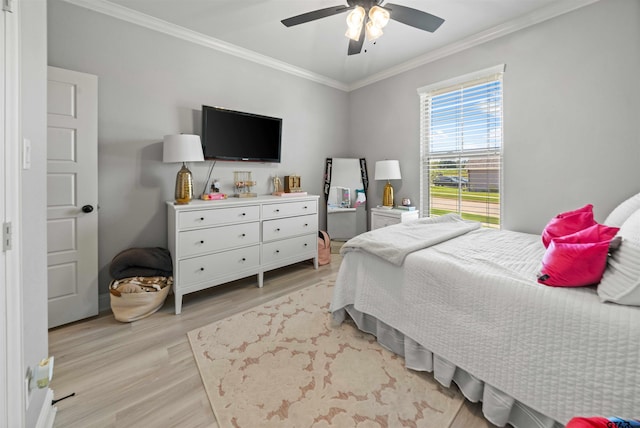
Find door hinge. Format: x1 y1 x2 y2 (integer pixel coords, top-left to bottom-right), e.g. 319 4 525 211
2 0 12 13
3 222 12 251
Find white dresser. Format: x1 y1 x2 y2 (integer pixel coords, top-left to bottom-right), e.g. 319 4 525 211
370 207 420 230
167 195 319 314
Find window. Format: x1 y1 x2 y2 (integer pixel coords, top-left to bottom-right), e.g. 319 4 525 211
418 65 504 227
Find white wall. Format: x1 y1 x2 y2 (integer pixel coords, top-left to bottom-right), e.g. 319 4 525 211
348 0 640 234
21 0 49 425
47 0 349 300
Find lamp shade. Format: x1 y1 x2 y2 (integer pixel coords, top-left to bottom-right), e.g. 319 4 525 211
162 134 204 163
374 160 401 180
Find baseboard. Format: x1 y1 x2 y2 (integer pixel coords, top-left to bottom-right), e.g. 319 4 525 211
98 292 110 313
35 388 57 428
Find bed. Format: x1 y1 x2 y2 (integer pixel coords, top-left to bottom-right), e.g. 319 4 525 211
329 205 640 428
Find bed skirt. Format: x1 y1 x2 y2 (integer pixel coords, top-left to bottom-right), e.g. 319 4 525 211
333 305 564 428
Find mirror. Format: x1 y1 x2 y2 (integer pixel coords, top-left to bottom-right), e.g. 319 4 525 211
325 158 368 240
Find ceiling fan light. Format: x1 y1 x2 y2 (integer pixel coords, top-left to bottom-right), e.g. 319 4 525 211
369 6 390 28
365 20 383 41
346 5 365 28
345 24 362 41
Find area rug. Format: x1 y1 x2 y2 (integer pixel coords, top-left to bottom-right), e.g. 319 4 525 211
188 281 464 428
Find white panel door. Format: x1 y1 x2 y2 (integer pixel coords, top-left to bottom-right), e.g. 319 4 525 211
3 3 24 423
0 9 7 424
47 66 98 328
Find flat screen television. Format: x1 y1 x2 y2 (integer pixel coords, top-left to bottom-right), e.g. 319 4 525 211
201 105 282 163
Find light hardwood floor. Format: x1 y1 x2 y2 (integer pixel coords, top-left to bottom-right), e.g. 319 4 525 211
49 253 495 428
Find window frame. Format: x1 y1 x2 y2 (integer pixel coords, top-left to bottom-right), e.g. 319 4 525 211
418 64 505 227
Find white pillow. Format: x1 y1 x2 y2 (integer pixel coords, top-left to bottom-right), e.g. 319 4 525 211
604 192 640 227
618 207 640 241
597 238 640 306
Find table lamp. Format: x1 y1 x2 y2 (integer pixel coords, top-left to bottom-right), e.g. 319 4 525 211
374 160 401 207
163 134 204 204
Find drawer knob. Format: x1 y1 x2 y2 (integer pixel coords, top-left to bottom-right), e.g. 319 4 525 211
275 250 280 253
304 243 308 247
304 223 308 227
200 217 204 221
241 257 246 262
275 209 280 212
200 267 204 271
275 228 280 232
241 213 246 216
303 206 308 209
241 233 246 237
200 240 204 244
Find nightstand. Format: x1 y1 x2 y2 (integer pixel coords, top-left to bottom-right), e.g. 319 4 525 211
370 207 420 230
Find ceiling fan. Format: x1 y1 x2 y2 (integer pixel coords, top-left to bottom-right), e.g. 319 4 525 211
281 0 444 56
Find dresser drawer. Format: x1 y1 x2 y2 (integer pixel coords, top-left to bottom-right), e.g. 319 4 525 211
178 205 259 229
262 200 317 220
372 216 400 230
178 222 259 257
262 214 318 242
178 245 260 287
262 234 317 264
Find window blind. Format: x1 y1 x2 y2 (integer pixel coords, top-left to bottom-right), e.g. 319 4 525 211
418 67 504 227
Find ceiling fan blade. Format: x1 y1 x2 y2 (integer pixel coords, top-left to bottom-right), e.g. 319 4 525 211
347 23 366 55
281 5 351 27
385 3 444 32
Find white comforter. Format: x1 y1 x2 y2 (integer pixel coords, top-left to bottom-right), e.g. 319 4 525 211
330 227 640 425
340 213 480 265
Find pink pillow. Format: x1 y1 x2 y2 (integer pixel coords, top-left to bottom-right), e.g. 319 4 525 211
538 224 620 287
541 204 596 248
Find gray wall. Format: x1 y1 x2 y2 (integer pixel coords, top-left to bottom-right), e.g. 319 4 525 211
349 0 640 234
21 0 49 425
47 0 640 305
48 0 349 301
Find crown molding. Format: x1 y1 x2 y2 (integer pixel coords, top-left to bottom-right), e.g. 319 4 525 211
347 0 600 91
62 0 598 93
61 0 350 92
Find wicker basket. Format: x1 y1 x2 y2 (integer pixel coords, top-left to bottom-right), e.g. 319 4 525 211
109 276 172 322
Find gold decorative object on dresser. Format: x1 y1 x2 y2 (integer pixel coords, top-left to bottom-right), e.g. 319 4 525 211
271 175 283 194
162 134 205 205
284 175 302 193
233 170 257 198
166 195 319 314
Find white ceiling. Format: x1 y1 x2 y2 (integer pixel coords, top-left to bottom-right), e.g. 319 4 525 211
72 0 597 90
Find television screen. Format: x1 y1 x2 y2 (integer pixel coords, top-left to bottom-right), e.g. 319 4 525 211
201 105 282 163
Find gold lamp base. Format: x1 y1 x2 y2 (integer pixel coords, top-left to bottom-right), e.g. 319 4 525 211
382 181 394 207
174 163 194 205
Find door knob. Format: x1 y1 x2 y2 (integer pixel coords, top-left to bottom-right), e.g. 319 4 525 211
81 205 94 213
